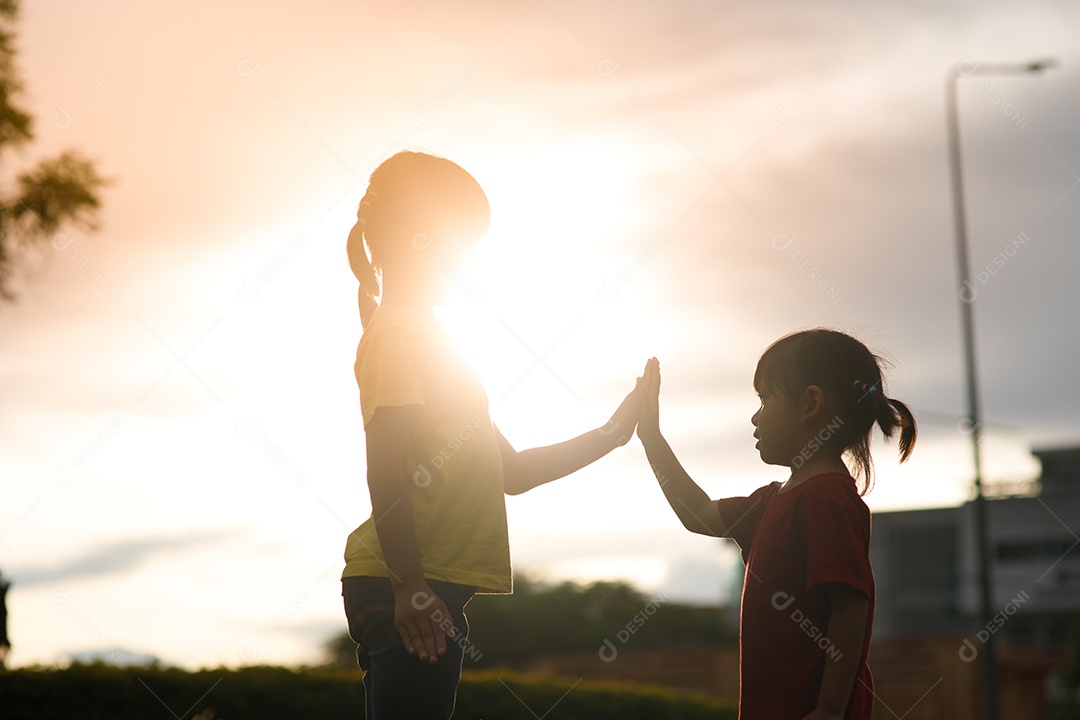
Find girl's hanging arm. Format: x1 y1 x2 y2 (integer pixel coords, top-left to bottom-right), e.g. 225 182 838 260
499 382 641 495
636 358 728 537
805 583 870 720
365 404 449 665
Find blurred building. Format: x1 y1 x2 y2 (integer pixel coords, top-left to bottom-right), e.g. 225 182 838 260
871 445 1080 648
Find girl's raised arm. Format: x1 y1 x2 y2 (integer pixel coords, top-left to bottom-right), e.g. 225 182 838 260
637 358 728 537
498 382 640 495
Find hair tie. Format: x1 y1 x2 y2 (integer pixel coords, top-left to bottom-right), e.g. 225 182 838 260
853 380 878 395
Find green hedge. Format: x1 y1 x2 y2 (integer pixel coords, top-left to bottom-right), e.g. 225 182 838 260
0 664 360 719
0 663 736 720
457 669 734 720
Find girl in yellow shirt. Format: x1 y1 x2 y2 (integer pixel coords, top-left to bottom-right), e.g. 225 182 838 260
342 151 639 719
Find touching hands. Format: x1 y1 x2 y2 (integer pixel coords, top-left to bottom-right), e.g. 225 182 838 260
394 582 453 664
637 357 661 441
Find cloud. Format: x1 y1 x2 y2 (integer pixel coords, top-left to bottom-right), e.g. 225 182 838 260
8 531 238 589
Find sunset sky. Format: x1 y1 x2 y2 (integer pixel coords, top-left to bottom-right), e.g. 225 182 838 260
1 0 1078 669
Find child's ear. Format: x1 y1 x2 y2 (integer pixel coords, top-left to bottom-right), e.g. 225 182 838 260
801 385 827 422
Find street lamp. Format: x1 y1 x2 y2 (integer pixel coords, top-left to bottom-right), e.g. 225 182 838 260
945 57 1056 720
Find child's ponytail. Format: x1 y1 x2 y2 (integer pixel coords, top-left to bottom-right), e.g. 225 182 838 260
849 390 917 492
879 395 917 464
347 195 380 329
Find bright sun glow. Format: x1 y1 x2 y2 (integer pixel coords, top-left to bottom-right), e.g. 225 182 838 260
431 138 657 440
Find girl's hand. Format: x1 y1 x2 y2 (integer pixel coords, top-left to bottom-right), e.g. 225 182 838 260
394 582 452 664
637 357 661 441
601 378 643 447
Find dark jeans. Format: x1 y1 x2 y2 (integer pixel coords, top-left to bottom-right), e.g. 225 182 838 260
343 576 476 720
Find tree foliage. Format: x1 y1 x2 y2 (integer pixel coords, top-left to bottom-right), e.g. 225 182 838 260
0 0 106 300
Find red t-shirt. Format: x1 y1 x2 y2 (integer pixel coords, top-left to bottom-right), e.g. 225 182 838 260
717 473 875 720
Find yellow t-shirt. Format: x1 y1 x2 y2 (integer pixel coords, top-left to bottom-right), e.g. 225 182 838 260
342 303 512 594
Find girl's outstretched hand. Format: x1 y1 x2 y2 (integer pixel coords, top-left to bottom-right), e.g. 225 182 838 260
601 377 643 447
637 357 661 441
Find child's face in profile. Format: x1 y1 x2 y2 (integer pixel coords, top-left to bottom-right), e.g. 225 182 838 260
751 388 803 467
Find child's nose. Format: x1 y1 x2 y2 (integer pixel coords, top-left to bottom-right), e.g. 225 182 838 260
751 409 759 426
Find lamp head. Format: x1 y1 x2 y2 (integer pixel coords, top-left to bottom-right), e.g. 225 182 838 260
1025 58 1059 73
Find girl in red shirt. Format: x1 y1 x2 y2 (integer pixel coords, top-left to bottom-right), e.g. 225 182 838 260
636 329 916 720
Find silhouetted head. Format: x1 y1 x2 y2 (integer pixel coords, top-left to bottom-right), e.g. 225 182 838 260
346 151 490 327
753 328 917 493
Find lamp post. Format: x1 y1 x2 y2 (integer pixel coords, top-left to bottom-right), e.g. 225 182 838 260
945 58 1055 720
